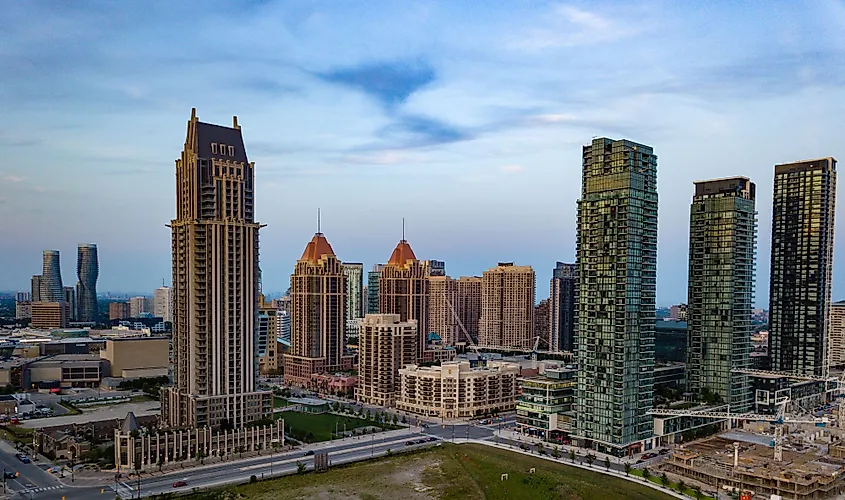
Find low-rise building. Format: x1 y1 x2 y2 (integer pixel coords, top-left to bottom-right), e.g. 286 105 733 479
516 366 576 441
26 354 106 389
396 360 518 419
31 302 69 329
99 337 168 379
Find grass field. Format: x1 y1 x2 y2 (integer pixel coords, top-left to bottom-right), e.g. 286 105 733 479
184 443 679 500
273 397 290 408
276 411 396 442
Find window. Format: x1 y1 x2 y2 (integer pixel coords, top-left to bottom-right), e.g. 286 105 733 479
211 143 218 154
228 145 235 156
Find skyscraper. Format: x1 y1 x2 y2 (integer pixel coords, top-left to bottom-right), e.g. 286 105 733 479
367 264 384 315
428 275 459 345
76 243 99 322
284 232 351 386
355 314 417 406
423 260 445 277
153 286 173 322
63 286 77 321
686 177 756 412
456 276 482 344
40 250 63 302
342 262 364 338
478 263 535 349
549 262 576 353
769 158 837 377
830 301 845 368
379 240 430 359
31 275 42 303
161 109 272 429
575 137 657 455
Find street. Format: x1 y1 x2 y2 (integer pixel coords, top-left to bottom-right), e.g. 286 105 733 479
0 441 63 498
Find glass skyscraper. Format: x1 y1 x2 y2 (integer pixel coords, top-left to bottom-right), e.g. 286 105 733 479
367 264 384 315
549 261 576 353
40 250 64 302
76 243 99 322
575 138 657 455
686 177 756 412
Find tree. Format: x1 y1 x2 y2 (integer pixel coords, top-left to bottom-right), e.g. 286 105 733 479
385 448 392 457
195 450 205 465
624 463 631 476
551 446 560 459
401 415 407 424
677 480 686 493
660 473 669 488
692 486 703 499
642 467 650 482
520 443 530 451
568 449 576 462
536 442 544 454
604 456 610 470
585 454 594 467
237 446 245 459
296 461 306 475
391 414 398 425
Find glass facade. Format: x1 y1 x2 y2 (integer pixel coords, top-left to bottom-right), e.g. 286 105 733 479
76 244 99 322
686 177 756 412
367 265 384 315
769 158 837 377
549 262 576 352
575 138 657 454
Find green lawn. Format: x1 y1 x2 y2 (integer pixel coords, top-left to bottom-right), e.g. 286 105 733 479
276 411 396 442
273 397 290 408
182 443 680 500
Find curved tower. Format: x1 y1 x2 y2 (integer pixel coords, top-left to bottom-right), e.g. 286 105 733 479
40 250 63 302
76 244 99 322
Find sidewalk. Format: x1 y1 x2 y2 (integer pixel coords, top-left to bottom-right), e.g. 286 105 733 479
494 429 635 466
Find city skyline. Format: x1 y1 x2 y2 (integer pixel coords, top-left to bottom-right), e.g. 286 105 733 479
2 2 845 306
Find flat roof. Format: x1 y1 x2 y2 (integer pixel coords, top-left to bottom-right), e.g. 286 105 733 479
288 397 329 406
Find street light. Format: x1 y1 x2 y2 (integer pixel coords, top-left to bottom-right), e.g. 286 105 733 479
269 438 279 476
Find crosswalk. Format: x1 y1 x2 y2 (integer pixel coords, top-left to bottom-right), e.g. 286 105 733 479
18 485 64 494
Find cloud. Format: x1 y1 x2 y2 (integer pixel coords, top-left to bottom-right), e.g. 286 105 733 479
521 113 578 126
510 4 644 51
0 173 26 183
499 164 525 174
105 167 157 176
340 150 418 165
376 114 471 149
315 59 436 110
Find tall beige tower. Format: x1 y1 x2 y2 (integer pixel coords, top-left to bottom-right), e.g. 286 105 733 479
355 314 417 406
284 232 351 387
456 276 482 344
478 263 535 349
379 239 430 359
428 276 459 345
161 109 272 429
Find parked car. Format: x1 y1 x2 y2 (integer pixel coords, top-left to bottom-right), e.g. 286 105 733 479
426 437 437 442
15 454 30 464
658 449 669 455
172 481 188 488
405 441 414 446
304 450 314 456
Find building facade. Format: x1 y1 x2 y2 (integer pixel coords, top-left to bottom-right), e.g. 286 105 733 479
686 177 756 412
31 302 69 329
534 299 550 348
153 286 173 323
396 360 519 419
258 294 280 375
769 158 837 377
63 287 77 322
366 264 384 315
342 262 364 339
31 276 42 303
76 244 99 323
549 262 576 353
478 263 535 350
40 250 64 302
428 276 459 345
161 109 272 429
379 240 430 359
109 302 130 321
575 137 657 455
830 301 845 368
284 232 351 387
423 259 445 277
516 368 577 441
456 276 482 344
355 314 417 406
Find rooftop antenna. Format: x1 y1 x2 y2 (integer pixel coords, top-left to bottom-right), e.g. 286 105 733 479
317 208 321 234
402 217 405 241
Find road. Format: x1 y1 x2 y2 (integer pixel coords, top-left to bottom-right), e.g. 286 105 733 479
0 441 63 498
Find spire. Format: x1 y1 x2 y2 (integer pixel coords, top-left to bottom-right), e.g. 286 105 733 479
318 208 322 234
387 238 417 267
300 232 336 263
402 217 405 241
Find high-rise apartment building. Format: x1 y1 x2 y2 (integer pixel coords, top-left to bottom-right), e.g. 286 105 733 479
549 262 576 353
769 158 837 377
31 275 42 303
367 264 384 315
686 177 756 412
109 302 130 320
428 276 459 345
76 243 98 322
669 304 688 321
284 232 351 386
456 276 482 344
830 301 845 368
129 296 148 317
355 314 417 406
478 263 535 349
153 286 173 322
534 299 550 347
161 109 272 429
379 240 430 359
15 292 30 303
63 286 77 321
575 137 657 455
342 262 364 338
40 250 63 302
423 260 445 277
258 294 280 375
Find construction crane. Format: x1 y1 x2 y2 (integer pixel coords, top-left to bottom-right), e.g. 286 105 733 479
445 297 482 357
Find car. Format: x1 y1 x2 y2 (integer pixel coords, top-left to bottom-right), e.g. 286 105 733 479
636 459 645 464
172 481 188 488
3 471 17 480
304 450 314 456
405 441 414 446
426 437 437 442
15 455 30 464
658 449 669 455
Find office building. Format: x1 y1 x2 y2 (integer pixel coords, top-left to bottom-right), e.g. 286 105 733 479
549 262 576 352
153 286 173 323
63 287 77 321
769 158 837 377
686 177 756 412
342 262 364 338
428 276 458 345
516 366 577 441
379 240 430 359
367 264 384 315
15 301 32 320
76 244 99 322
284 231 351 387
355 314 417 406
396 360 519 419
160 109 273 429
31 302 69 329
478 263 535 350
456 276 482 344
31 275 42 303
100 337 169 379
575 137 657 455
830 301 845 367
40 250 64 302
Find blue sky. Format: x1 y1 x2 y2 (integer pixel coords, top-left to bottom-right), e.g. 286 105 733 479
1 1 844 306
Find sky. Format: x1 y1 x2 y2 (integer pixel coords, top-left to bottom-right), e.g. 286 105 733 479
1 1 845 306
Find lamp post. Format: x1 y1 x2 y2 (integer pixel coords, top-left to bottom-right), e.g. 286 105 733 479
269 438 279 476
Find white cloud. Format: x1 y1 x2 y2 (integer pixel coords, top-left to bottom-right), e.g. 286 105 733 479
0 173 26 183
499 164 525 174
523 113 578 125
339 150 424 166
510 4 645 51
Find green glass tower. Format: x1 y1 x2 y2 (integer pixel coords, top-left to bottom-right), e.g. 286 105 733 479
575 138 657 455
686 177 756 412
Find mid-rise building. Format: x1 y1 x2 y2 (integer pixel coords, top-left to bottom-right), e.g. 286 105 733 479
15 292 31 303
258 294 280 375
128 297 150 317
76 244 99 322
428 276 459 345
575 137 657 455
379 240 430 359
63 287 77 322
686 177 756 412
830 301 845 368
31 275 42 303
31 302 69 329
284 231 351 386
516 366 577 441
100 337 169 379
396 360 519 419
342 262 364 339
769 158 837 377
534 299 550 348
456 276 482 344
669 304 688 322
160 109 272 429
40 250 63 302
549 262 576 352
153 286 173 323
355 314 417 406
366 264 384 315
15 301 32 320
109 302 130 320
478 263 535 350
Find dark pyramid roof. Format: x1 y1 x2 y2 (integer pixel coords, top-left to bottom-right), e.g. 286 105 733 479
121 411 139 434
